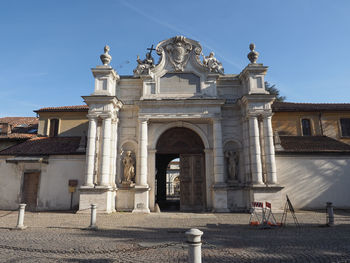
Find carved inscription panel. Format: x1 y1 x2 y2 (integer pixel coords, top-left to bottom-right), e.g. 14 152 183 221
159 73 200 94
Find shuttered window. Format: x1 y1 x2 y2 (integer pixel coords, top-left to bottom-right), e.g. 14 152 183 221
49 119 59 137
340 118 350 137
302 119 312 136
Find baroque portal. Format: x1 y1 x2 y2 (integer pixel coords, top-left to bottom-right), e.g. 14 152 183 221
78 36 280 214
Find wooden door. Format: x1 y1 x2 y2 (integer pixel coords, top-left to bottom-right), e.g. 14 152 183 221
180 154 205 211
21 172 40 211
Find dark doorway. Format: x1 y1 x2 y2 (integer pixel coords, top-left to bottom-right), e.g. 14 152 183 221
156 127 206 212
21 172 40 211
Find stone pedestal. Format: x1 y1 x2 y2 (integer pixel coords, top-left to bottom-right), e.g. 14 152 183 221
251 185 284 212
132 185 150 213
212 183 229 212
116 187 135 212
78 186 116 213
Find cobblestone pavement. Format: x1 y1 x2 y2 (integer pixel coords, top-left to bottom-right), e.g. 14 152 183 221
0 210 350 262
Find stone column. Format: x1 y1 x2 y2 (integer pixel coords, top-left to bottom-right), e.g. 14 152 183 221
212 118 228 212
213 118 225 184
85 116 97 186
263 115 277 184
249 116 263 184
100 116 112 186
139 119 148 186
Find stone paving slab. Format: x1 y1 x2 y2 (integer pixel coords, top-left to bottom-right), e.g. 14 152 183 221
0 210 350 262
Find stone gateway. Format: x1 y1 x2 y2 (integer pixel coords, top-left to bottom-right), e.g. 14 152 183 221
78 36 280 213
2 36 350 213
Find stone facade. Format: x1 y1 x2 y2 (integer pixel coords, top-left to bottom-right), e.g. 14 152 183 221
78 36 280 213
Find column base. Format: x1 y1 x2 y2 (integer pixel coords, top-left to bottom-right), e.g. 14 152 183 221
14 225 27 230
78 186 116 214
212 183 229 213
132 185 150 213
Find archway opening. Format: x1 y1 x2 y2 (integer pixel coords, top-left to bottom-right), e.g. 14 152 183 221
156 127 205 212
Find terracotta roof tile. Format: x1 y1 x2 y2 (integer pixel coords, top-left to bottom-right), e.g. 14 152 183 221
34 105 89 112
0 136 85 156
0 134 36 140
0 117 38 126
278 136 350 153
272 102 350 112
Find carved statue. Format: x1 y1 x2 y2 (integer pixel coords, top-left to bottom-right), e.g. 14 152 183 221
133 52 155 75
122 151 135 183
225 150 238 181
202 52 224 74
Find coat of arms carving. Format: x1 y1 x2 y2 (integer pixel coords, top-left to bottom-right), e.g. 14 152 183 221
164 36 192 71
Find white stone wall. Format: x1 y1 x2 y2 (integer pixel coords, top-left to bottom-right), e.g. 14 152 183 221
0 157 22 209
276 155 350 209
0 155 85 210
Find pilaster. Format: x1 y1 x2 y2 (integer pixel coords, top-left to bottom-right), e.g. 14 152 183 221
212 118 228 212
133 118 150 213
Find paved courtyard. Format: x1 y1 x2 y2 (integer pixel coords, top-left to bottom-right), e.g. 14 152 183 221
0 209 350 262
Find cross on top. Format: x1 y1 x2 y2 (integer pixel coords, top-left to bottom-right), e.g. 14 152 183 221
147 44 156 56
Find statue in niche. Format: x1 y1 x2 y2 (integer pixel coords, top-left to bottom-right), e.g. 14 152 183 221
202 52 224 74
225 150 238 181
133 52 155 75
122 151 135 183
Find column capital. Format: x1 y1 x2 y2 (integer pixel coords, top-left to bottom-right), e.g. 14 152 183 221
138 117 149 123
148 148 157 154
204 148 213 153
261 112 273 119
212 117 222 123
99 113 113 119
87 114 98 120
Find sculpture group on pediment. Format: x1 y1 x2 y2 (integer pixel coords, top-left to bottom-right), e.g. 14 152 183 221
202 52 224 74
133 52 155 75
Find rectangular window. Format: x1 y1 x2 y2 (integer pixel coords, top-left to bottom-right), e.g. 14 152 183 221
302 119 312 136
340 118 350 137
49 119 59 137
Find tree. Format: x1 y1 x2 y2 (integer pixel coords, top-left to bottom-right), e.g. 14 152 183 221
265 81 286 102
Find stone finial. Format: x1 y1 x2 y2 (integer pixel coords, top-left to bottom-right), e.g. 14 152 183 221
100 45 112 66
247 43 259 64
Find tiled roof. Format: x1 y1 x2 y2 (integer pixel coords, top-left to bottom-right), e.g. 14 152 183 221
0 136 85 156
278 136 350 153
34 105 89 112
272 102 350 112
0 134 36 140
0 117 38 126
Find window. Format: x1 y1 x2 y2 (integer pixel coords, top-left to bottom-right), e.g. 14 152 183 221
340 118 350 137
301 119 312 136
49 119 59 137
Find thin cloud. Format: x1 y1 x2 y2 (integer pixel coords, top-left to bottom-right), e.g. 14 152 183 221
120 1 242 70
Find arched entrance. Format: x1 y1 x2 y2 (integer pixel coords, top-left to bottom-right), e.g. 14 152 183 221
156 127 206 211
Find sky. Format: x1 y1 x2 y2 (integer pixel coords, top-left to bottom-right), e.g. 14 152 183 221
1 0 350 117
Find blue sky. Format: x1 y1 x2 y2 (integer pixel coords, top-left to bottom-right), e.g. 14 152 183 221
1 0 350 117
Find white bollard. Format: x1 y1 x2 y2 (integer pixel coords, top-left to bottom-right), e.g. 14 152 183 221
326 202 334 227
89 204 97 230
186 228 203 263
16 204 27 230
